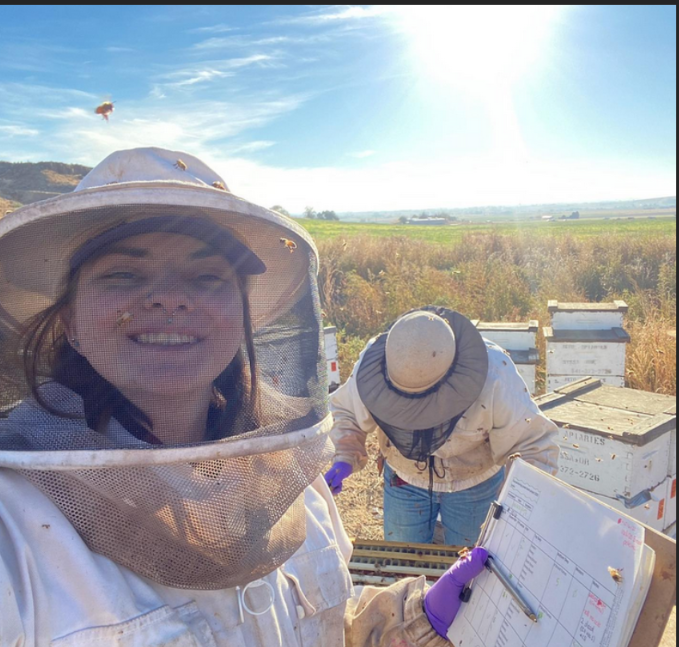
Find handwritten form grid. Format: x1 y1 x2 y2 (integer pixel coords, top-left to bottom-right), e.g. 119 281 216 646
448 461 646 647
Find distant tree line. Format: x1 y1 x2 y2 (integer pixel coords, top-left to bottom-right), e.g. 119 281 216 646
303 206 340 221
269 205 340 221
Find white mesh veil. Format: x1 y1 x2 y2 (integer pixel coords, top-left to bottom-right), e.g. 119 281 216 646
0 148 333 590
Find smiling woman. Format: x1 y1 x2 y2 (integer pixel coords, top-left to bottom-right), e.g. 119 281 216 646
0 146 487 647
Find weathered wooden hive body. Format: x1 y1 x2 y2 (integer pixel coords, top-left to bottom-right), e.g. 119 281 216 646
536 378 676 535
324 326 341 392
472 320 540 394
544 300 630 392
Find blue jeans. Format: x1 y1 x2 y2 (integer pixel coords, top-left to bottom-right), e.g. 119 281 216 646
383 462 505 546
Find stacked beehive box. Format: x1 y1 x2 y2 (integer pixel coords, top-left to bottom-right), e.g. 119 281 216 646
324 326 341 392
544 300 630 392
472 320 540 394
536 377 676 536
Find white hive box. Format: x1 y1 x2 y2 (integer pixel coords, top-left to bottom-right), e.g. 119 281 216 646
536 378 675 500
549 299 628 330
669 408 677 476
590 479 668 533
545 300 630 391
665 474 677 530
324 326 341 393
473 320 540 395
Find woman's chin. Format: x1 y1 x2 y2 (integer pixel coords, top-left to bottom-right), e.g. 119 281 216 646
119 371 215 398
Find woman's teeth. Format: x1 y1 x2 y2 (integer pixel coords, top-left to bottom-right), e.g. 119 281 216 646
133 333 198 346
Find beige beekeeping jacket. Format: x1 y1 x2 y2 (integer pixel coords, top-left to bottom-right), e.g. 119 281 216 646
0 468 449 647
330 339 559 492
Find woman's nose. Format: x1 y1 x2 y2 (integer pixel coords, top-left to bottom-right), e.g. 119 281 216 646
144 280 195 314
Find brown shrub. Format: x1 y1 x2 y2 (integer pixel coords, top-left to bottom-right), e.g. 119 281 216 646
318 231 676 395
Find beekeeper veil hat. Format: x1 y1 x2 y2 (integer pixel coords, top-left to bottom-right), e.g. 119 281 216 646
0 147 333 590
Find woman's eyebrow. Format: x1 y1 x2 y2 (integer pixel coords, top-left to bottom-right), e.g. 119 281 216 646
102 245 149 259
190 247 221 260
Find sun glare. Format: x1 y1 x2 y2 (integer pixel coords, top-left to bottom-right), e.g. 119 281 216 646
393 5 563 93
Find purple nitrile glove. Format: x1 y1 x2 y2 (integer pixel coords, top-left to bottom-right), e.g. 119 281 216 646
324 461 353 496
424 547 489 638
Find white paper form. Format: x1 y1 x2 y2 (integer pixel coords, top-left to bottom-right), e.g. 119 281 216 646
448 460 646 647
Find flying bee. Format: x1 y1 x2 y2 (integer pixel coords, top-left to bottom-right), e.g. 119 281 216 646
174 159 188 171
212 181 226 191
280 238 297 253
573 444 580 449
116 311 134 327
611 454 617 460
95 101 115 122
608 567 624 584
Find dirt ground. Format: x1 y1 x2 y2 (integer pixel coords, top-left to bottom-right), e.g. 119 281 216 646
661 609 676 647
334 434 385 541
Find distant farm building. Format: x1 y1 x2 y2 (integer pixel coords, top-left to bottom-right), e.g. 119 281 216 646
542 215 555 221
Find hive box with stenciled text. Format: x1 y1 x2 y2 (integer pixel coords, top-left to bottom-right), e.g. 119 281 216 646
536 378 675 500
472 320 540 395
545 300 630 391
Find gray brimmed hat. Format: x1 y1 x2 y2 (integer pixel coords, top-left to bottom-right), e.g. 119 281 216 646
356 307 489 431
0 147 316 330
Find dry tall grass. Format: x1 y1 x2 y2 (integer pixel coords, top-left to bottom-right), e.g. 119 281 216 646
318 231 677 395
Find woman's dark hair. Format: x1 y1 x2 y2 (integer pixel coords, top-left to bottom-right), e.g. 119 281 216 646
19 247 260 444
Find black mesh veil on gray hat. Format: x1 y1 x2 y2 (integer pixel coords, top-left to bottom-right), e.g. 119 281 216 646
0 147 333 590
356 306 489 465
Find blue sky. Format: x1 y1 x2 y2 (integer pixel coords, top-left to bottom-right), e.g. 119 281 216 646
0 5 676 213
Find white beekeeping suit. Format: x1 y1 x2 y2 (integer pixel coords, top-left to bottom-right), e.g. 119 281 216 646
0 147 453 647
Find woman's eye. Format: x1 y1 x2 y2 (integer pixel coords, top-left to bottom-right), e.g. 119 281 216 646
100 271 141 283
194 274 227 283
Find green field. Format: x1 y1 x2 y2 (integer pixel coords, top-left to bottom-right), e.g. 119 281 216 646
304 212 676 396
297 214 676 243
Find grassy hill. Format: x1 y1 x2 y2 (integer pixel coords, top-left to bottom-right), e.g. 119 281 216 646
0 161 91 207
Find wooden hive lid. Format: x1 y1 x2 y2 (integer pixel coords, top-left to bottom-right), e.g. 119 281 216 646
548 299 629 313
472 320 539 333
536 378 676 445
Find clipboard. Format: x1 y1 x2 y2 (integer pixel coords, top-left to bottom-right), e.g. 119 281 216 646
472 458 676 647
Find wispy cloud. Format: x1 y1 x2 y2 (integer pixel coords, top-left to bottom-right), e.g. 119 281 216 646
275 6 391 26
350 150 376 159
0 125 39 137
105 46 136 53
190 24 238 34
227 141 276 154
149 55 279 97
164 69 234 88
1 91 307 165
192 34 331 50
0 40 87 75
0 83 98 123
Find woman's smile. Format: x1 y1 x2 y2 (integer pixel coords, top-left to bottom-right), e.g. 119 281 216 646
131 332 200 347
